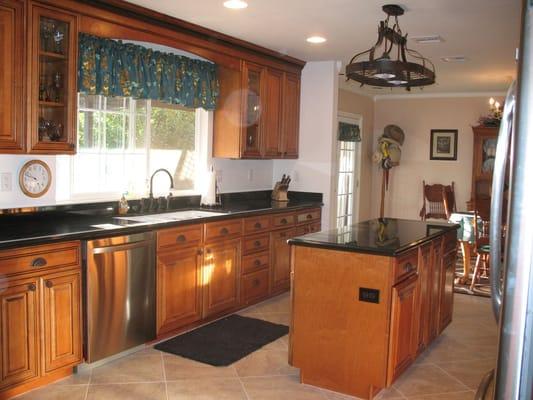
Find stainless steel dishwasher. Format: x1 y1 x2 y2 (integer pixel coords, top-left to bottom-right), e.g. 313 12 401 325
84 232 156 363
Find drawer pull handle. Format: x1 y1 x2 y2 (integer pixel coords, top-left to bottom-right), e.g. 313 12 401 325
253 278 261 287
306 214 313 220
197 249 204 256
280 218 288 224
31 257 47 267
206 248 212 254
404 262 415 273
176 235 186 243
27 283 36 292
254 259 261 266
254 240 261 247
45 280 54 289
254 222 262 229
220 227 229 235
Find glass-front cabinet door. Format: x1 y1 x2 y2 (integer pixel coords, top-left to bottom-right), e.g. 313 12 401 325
29 5 78 154
241 62 264 157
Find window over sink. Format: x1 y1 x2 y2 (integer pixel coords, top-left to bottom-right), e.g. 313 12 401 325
72 93 205 199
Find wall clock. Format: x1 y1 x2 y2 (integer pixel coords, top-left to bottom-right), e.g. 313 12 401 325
19 160 52 198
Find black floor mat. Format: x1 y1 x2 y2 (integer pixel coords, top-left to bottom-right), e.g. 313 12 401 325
154 314 289 366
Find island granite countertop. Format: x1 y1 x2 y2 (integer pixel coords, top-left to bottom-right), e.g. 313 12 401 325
288 218 459 256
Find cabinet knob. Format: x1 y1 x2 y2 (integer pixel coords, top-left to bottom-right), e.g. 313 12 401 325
254 259 261 267
176 235 186 243
254 240 261 247
281 218 288 224
31 257 47 267
220 227 229 235
404 262 414 272
253 278 261 287
254 222 262 229
206 248 212 254
197 249 204 256
27 283 36 292
45 280 54 288
306 214 313 220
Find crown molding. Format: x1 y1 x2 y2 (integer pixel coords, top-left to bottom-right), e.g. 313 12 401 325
374 91 508 100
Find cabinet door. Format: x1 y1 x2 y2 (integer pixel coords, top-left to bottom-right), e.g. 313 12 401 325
263 68 283 158
157 247 203 335
388 274 418 385
28 5 78 154
281 73 300 158
439 251 456 332
0 0 24 153
241 62 264 158
0 279 39 389
428 238 442 342
41 270 82 373
270 227 297 293
203 239 241 317
416 244 431 354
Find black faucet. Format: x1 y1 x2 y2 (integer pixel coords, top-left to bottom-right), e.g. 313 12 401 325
144 169 175 212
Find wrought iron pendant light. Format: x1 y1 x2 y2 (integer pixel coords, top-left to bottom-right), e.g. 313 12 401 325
345 4 435 90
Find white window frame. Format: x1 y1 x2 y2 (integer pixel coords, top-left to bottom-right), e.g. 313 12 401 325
332 112 362 229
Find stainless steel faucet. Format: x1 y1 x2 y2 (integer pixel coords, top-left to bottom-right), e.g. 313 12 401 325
149 168 175 199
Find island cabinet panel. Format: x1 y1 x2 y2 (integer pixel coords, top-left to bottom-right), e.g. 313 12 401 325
291 246 393 399
41 270 82 373
0 278 39 390
387 274 418 385
202 239 241 317
415 243 432 354
156 247 203 335
439 247 457 332
270 227 297 294
0 0 25 153
428 237 443 342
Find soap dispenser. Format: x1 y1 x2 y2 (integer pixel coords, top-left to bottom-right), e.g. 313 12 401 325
118 193 130 215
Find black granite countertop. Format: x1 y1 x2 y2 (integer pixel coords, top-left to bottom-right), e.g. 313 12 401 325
288 218 459 256
0 191 322 250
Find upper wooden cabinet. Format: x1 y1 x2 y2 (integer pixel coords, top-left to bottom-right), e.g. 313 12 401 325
28 4 78 154
213 61 301 159
0 0 25 153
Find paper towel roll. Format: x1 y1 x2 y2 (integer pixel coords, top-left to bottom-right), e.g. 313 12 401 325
201 170 217 205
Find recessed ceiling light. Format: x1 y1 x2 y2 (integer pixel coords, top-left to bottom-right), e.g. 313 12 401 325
411 35 444 44
223 0 248 9
441 55 468 63
306 36 327 44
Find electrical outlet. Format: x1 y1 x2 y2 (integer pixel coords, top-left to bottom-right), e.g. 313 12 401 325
1 173 12 192
247 169 253 182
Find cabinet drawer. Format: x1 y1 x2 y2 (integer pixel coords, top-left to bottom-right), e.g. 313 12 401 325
205 219 242 242
242 234 269 255
443 232 457 254
0 241 80 277
295 222 322 236
242 269 269 304
242 251 269 274
394 249 418 284
272 213 295 228
244 216 271 234
157 224 202 250
296 209 321 224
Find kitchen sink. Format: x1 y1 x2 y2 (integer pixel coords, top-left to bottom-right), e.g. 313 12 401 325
113 210 227 224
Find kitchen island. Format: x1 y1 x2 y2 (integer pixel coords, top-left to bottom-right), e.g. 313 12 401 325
288 218 459 400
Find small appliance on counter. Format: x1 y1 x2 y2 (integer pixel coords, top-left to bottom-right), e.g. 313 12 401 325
272 174 291 203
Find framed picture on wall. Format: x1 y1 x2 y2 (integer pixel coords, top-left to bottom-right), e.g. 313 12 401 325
430 129 458 160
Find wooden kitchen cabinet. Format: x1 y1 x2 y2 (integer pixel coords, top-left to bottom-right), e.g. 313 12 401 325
0 278 39 390
41 270 82 373
271 227 297 293
280 72 300 158
415 243 431 354
428 237 442 342
263 68 283 157
203 239 241 317
0 0 25 153
28 4 78 154
156 246 203 335
388 274 418 385
241 61 264 158
439 250 456 332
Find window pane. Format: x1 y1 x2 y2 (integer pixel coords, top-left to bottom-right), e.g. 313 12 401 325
104 113 126 149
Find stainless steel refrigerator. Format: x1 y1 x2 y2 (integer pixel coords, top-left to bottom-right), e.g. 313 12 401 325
476 1 533 398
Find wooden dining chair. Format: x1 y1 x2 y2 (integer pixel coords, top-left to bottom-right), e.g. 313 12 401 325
470 211 491 291
419 181 456 220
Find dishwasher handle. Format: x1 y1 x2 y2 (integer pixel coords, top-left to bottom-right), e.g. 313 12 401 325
91 239 153 255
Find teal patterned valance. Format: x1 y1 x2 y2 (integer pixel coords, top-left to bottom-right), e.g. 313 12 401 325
78 33 219 110
338 121 361 142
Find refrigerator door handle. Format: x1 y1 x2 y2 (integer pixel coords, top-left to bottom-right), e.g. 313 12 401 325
490 81 516 321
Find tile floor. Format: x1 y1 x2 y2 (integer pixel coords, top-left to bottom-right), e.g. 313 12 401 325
16 292 497 400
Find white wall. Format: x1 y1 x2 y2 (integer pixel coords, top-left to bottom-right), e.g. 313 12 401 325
371 94 505 219
273 61 340 230
212 159 273 193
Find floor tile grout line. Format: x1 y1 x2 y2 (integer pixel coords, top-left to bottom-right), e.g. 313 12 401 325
161 350 169 400
237 376 251 400
83 367 92 400
429 362 472 391
406 389 474 399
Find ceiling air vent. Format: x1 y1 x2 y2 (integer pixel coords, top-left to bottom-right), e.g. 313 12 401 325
441 56 468 63
411 35 444 44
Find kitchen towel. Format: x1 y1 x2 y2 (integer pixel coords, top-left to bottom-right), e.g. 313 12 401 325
201 170 217 205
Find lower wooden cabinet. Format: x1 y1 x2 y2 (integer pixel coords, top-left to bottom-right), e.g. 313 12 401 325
41 270 82 374
388 274 418 384
439 250 456 332
428 237 442 342
241 269 269 305
203 239 241 317
415 244 431 354
271 227 297 293
156 247 203 335
0 278 39 390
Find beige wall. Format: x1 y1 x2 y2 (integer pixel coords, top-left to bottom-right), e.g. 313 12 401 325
371 95 504 220
337 89 375 221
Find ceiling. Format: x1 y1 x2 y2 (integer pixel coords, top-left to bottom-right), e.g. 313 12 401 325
125 0 521 95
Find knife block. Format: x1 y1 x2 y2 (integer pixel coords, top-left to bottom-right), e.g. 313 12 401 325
271 182 289 202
